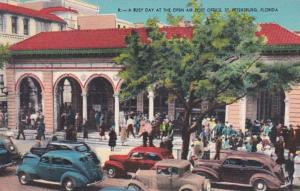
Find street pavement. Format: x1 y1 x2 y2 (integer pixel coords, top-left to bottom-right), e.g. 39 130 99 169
1 136 300 191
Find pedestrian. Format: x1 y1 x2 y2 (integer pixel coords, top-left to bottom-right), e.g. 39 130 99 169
294 154 300 183
75 112 81 132
17 120 26 140
139 118 148 147
285 153 295 187
82 119 89 139
108 127 117 151
99 124 106 141
214 136 222 160
134 115 140 135
222 137 231 150
160 119 169 138
126 115 135 138
275 136 285 165
193 137 204 160
37 120 45 140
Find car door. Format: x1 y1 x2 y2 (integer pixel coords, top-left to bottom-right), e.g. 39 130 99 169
37 156 56 181
243 160 265 184
156 166 173 191
124 152 144 172
219 158 245 183
51 157 73 182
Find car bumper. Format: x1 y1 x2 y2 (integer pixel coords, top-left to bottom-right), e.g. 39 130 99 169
0 162 15 169
280 179 291 188
87 179 102 187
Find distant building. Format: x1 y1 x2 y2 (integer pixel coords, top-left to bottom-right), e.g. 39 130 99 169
78 14 134 30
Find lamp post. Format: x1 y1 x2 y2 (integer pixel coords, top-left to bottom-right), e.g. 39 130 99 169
0 75 8 96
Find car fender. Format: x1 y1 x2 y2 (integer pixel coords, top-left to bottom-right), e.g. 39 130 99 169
16 165 37 181
60 171 89 188
250 173 281 189
192 167 219 181
127 179 148 191
104 161 125 172
179 184 198 191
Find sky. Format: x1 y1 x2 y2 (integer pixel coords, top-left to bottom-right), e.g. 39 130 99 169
91 0 300 31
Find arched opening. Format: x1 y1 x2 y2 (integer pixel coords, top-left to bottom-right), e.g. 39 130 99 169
19 77 43 129
257 88 285 124
55 77 82 131
87 77 114 131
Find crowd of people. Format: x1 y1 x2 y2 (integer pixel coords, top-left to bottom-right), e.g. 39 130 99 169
188 117 300 187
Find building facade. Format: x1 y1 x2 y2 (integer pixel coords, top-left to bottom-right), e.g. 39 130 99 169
6 23 300 134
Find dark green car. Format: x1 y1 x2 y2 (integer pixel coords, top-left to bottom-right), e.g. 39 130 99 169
0 135 20 169
16 150 103 191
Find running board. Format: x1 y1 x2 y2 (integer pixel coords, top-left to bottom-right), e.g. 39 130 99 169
214 182 251 187
33 179 61 186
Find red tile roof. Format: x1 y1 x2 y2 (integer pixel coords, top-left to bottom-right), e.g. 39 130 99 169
257 23 300 45
0 2 66 23
10 23 300 52
10 27 193 51
40 7 78 14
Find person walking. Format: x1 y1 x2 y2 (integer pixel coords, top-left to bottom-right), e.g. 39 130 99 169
17 120 26 140
138 118 148 147
108 127 117 151
214 136 222 160
37 120 45 140
285 153 295 188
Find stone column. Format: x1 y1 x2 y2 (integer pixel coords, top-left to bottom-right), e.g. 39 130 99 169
82 91 87 121
239 97 247 132
148 90 154 121
284 97 289 126
136 92 144 112
168 97 175 121
114 93 120 133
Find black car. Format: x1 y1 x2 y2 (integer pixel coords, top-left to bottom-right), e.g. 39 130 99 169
30 140 101 165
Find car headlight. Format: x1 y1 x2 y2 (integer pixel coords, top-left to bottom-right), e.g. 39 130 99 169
9 145 15 151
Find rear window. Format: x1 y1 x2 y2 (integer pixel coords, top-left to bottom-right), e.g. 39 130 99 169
75 145 90 152
145 153 161 161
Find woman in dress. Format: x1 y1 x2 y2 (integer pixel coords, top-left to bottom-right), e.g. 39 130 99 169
108 127 117 151
120 112 127 146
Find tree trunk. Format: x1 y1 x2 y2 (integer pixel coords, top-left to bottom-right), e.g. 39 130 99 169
181 108 191 159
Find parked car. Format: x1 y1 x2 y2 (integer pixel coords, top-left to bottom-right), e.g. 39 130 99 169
126 159 211 191
192 150 290 191
0 134 21 170
16 150 103 191
30 140 100 165
104 146 173 178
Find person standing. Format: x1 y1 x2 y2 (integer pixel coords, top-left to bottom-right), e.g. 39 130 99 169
37 120 45 140
126 116 135 138
285 153 295 188
275 136 285 165
214 136 222 160
82 119 89 139
108 127 117 151
139 118 148 147
17 120 26 140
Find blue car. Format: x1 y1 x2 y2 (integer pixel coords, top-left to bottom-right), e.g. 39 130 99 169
17 150 103 191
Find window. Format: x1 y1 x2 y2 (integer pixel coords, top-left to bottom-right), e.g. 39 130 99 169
52 158 72 166
130 152 144 159
0 15 5 32
11 16 18 34
223 158 244 166
40 157 50 164
75 145 90 152
23 18 29 35
246 160 263 168
117 24 120 29
36 21 51 33
145 153 161 161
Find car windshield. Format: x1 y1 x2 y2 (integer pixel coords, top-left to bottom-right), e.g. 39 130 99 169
75 145 90 152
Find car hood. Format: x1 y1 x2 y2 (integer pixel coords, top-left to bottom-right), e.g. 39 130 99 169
109 154 128 162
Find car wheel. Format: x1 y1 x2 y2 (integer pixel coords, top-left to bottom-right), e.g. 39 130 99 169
127 183 142 191
203 179 211 191
253 179 267 191
18 172 30 185
107 166 117 178
62 178 76 191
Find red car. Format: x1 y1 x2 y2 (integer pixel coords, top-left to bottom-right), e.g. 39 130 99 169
104 146 173 178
